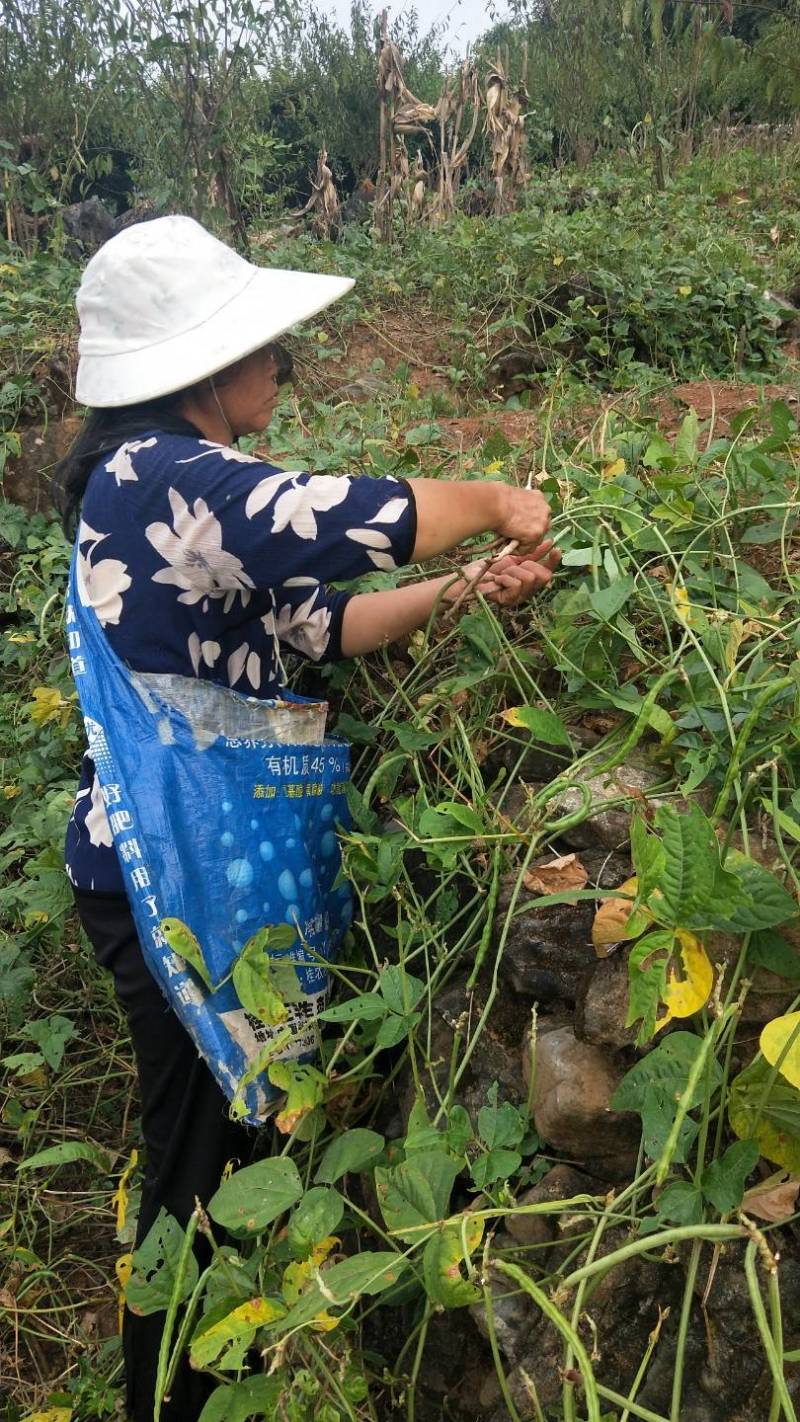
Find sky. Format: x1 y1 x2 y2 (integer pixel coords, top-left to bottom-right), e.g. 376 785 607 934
321 0 511 56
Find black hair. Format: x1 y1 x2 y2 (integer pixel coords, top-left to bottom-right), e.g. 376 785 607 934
53 341 294 539
53 394 203 538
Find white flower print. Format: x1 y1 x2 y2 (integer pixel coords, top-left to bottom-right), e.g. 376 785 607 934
104 437 157 486
366 496 408 525
228 642 249 685
274 587 332 662
146 487 255 613
270 475 352 540
74 773 113 848
176 440 262 465
187 632 222 676
76 521 132 627
244 469 306 520
345 526 398 571
226 641 260 689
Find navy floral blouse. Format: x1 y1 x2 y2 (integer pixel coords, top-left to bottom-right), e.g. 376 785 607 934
65 431 416 893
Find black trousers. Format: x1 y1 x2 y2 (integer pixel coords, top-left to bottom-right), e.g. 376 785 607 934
75 889 256 1422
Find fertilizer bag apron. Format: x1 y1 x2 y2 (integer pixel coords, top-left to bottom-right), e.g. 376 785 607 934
66 543 352 1124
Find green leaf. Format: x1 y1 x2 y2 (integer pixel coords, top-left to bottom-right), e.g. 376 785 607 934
721 852 799 932
477 1090 526 1151
318 993 388 1024
748 931 800 982
613 1032 718 1112
17 1140 112 1173
315 1129 385 1184
287 1187 344 1258
470 1147 522 1188
19 1014 76 1071
278 1252 409 1330
655 1179 703 1225
334 712 381 743
501 704 571 747
613 1031 719 1160
625 930 674 1043
675 409 700 466
126 1209 199 1316
375 1154 461 1243
729 1055 800 1173
640 1086 698 1164
404 422 443 446
652 804 745 930
445 1105 474 1157
160 917 213 991
702 1139 760 1214
375 1011 422 1047
198 1375 282 1422
378 965 426 1015
208 1157 303 1236
589 576 635 622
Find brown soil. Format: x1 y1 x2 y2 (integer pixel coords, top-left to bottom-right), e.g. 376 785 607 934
435 411 540 449
308 307 456 398
650 379 799 435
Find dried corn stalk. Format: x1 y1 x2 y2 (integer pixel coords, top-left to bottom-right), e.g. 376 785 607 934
291 147 340 240
484 59 529 215
432 60 481 222
376 10 437 240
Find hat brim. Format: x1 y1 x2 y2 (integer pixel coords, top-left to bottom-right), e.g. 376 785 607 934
75 267 354 408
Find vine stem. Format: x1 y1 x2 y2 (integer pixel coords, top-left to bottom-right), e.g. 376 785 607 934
744 1238 797 1422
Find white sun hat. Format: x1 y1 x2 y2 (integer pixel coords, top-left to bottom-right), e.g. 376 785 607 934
75 214 354 408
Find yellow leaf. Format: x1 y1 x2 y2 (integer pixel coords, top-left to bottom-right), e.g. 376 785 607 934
677 285 692 298
668 583 695 628
552 254 564 266
28 686 74 726
22 1411 72 1422
7 632 34 644
406 381 420 399
221 1158 235 1182
760 1012 800 1091
116 1253 133 1332
3 785 21 799
655 930 714 1030
282 1236 339 1330
484 458 505 474
602 457 626 480
24 911 50 927
112 1148 139 1234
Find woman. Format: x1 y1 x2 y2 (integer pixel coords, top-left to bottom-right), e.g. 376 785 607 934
57 215 558 1420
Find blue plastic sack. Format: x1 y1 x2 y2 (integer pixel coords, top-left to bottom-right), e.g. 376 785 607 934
66 545 352 1124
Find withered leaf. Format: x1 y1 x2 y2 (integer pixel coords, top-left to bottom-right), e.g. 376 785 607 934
523 853 589 896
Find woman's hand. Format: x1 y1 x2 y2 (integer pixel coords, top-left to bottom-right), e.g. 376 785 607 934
492 486 553 550
409 479 551 561
446 542 561 609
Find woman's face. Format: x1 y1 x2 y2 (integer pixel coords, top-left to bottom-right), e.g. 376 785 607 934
217 346 282 437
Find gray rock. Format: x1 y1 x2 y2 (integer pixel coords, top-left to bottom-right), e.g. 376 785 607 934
494 848 629 1006
530 1026 640 1177
576 946 638 1049
469 1259 536 1362
58 196 116 250
547 755 673 850
506 1163 590 1247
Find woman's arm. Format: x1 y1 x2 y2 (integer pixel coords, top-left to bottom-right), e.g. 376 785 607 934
340 547 560 658
408 479 551 560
